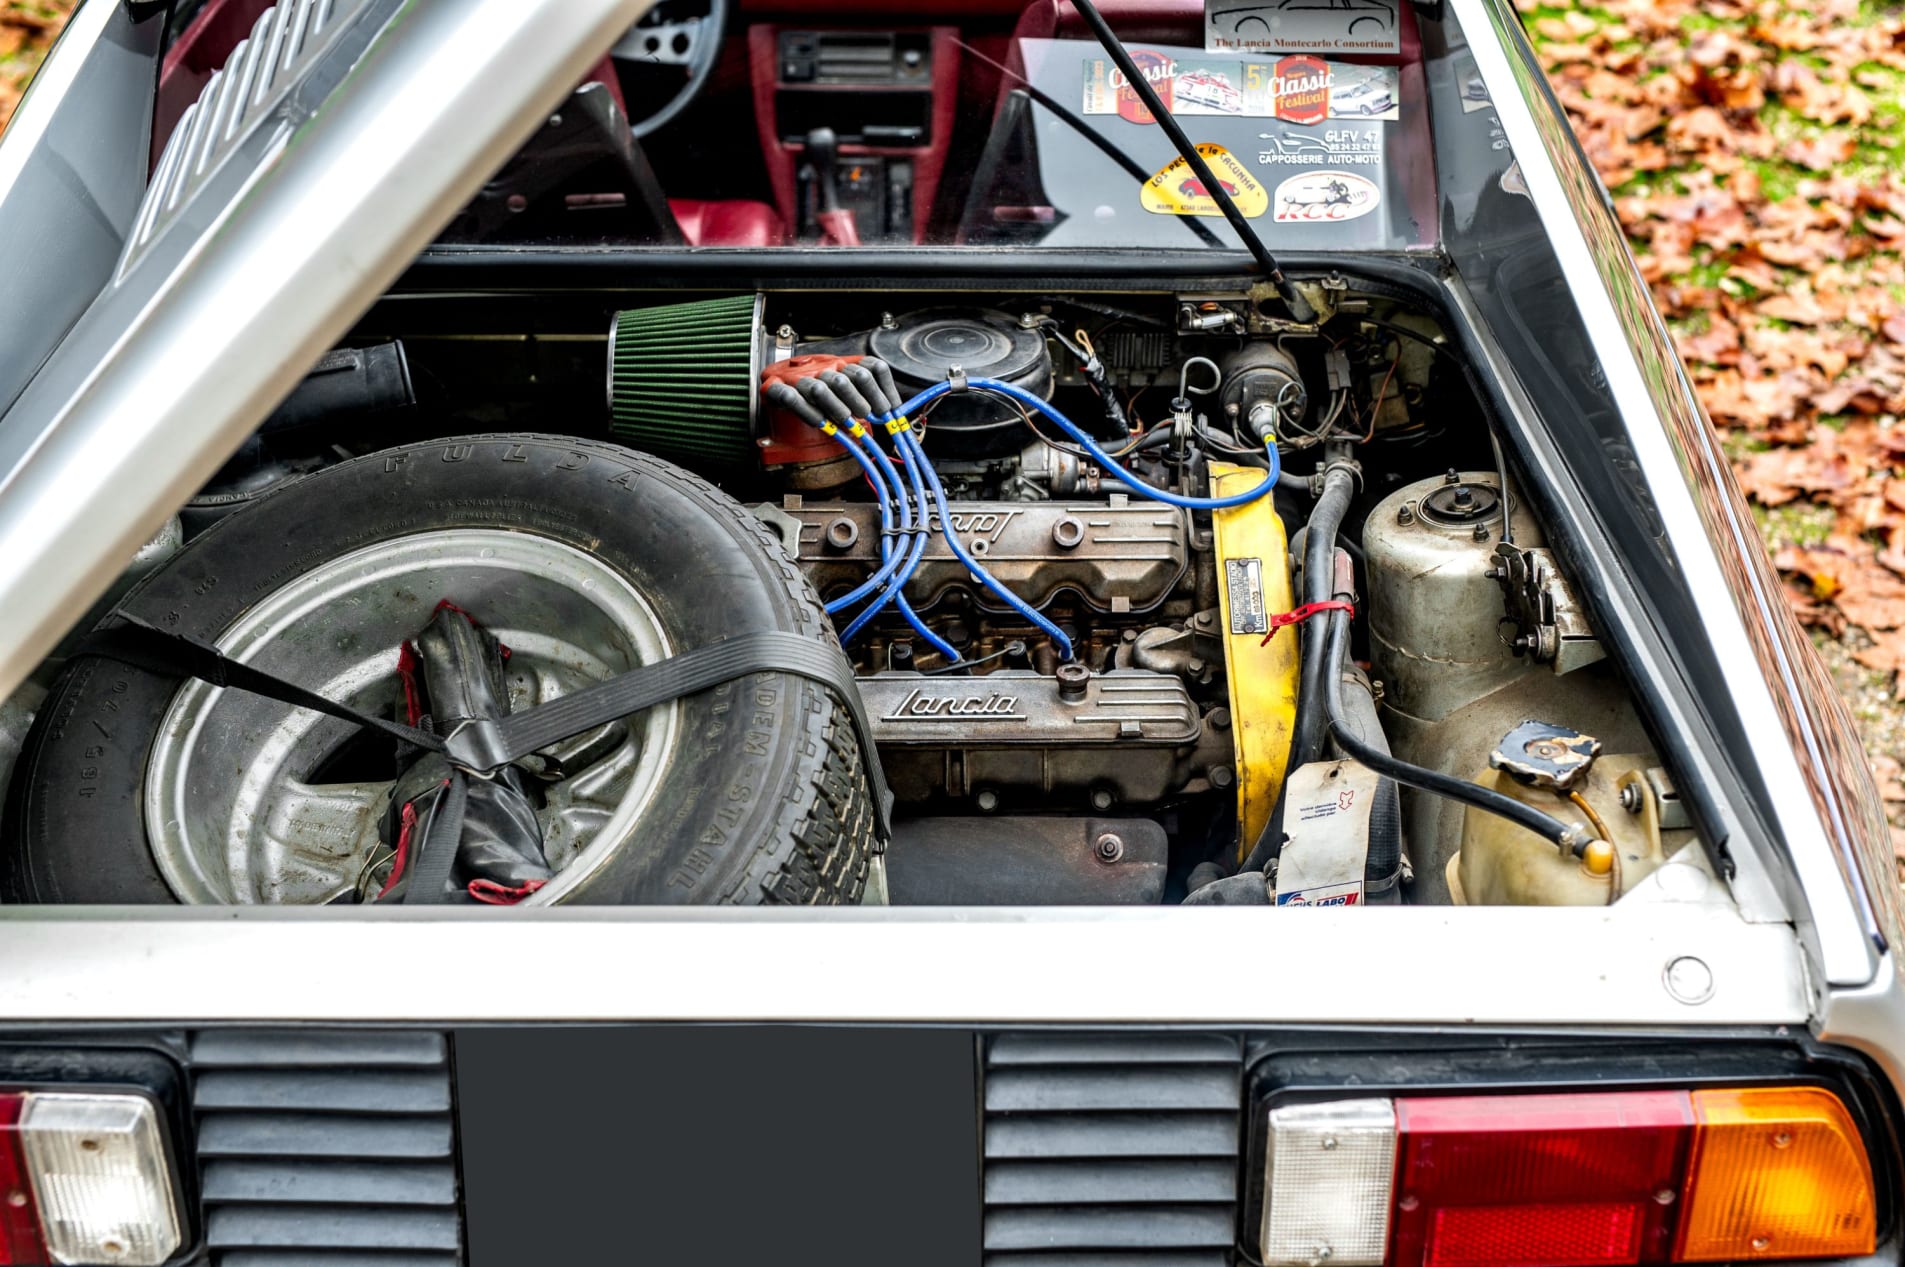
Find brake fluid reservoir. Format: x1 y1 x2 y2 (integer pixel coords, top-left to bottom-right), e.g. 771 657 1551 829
1209 462 1300 857
1363 470 1542 725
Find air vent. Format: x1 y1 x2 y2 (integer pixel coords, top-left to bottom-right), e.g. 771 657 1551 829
190 1029 461 1266
120 0 374 279
982 1032 1243 1266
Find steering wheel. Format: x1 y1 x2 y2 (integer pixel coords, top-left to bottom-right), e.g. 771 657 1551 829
612 0 731 140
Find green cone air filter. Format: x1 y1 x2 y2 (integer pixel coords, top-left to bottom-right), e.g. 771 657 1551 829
607 293 764 462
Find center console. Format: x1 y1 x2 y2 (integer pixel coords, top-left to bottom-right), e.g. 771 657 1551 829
748 25 961 244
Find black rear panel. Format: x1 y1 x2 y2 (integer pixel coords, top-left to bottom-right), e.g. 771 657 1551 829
453 1026 980 1267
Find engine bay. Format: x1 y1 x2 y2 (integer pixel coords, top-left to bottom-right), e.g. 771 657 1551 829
0 271 1699 909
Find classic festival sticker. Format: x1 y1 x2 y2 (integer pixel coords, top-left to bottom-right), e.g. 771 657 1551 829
1272 170 1380 223
1083 53 1398 123
1141 145 1270 217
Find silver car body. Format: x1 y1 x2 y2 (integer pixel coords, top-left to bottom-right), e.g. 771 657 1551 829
0 0 1893 1107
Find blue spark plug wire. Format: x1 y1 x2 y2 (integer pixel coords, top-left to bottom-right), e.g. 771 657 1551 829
839 428 960 664
891 376 1280 509
891 422 1075 661
815 428 909 615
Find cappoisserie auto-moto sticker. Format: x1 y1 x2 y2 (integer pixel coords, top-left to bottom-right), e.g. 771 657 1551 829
1272 170 1379 223
1142 145 1270 217
1082 54 1398 123
1256 125 1383 168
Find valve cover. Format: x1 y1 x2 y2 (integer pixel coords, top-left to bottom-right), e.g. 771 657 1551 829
785 497 1191 614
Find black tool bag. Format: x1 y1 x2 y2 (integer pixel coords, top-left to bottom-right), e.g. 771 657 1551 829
371 605 554 904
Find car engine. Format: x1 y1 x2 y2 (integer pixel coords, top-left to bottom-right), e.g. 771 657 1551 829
3 280 1691 909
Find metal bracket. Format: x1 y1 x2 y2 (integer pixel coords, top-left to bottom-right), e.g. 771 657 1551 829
1490 543 1605 674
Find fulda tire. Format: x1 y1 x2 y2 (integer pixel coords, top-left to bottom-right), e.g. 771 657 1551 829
1 435 876 906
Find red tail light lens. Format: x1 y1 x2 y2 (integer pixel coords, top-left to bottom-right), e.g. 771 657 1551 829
1260 1085 1882 1267
0 1096 46 1266
1390 1092 1694 1267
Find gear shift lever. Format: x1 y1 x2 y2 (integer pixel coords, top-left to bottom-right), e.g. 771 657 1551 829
804 127 862 247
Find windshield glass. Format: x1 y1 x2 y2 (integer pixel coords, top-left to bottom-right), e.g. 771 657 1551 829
406 3 1437 253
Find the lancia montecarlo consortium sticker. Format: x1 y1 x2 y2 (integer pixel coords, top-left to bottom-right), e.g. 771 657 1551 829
1142 145 1269 218
1204 0 1401 56
1083 53 1397 123
1272 169 1379 223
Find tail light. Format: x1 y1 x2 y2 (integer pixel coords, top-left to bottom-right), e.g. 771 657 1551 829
1259 1086 1878 1267
0 1092 180 1266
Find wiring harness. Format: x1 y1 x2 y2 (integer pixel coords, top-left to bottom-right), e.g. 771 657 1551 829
767 360 1282 665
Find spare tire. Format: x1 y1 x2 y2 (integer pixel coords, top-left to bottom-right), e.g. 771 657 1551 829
2 435 875 906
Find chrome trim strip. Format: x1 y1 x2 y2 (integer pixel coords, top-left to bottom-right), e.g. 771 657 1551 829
1452 0 1884 988
0 905 1809 1024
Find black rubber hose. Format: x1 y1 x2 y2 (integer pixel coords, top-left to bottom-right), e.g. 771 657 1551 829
1319 609 1580 846
1288 466 1356 767
1328 655 1401 898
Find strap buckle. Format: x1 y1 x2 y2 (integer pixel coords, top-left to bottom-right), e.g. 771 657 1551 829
441 718 511 775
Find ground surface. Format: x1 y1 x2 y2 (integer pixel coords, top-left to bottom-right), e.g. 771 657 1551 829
0 2 71 132
3 1 1904 848
1522 0 1905 851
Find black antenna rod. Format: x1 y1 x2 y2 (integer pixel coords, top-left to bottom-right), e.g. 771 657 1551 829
1069 0 1318 323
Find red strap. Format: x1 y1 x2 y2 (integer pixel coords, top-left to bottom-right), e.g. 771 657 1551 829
375 799 421 900
468 878 547 906
1259 600 1356 644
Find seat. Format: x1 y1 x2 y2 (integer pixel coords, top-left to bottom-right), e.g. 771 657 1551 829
666 198 788 247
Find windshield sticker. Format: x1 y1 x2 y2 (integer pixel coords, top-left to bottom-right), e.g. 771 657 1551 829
1084 56 1397 123
1256 125 1382 168
1272 170 1379 223
1142 145 1269 217
1205 0 1401 56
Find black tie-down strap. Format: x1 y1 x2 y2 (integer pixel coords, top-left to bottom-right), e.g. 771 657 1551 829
78 617 894 903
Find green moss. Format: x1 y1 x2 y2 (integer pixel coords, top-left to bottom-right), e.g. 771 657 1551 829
1748 159 1804 203
1755 501 1837 547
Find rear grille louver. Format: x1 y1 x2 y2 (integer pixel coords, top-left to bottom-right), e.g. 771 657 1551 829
983 1033 1244 1267
189 1030 461 1266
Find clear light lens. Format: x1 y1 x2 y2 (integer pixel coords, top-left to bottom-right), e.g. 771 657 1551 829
1260 1097 1398 1266
18 1094 180 1266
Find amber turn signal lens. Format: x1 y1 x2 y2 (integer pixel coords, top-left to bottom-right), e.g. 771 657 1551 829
1676 1087 1876 1261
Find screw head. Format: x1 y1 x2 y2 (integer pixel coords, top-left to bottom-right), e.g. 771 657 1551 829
1397 504 1416 525
1093 833 1125 863
976 789 1000 812
1090 788 1115 812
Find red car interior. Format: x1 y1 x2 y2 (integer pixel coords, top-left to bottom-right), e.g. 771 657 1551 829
151 0 1433 248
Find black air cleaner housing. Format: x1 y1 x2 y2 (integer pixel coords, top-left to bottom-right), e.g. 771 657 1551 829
868 308 1054 456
